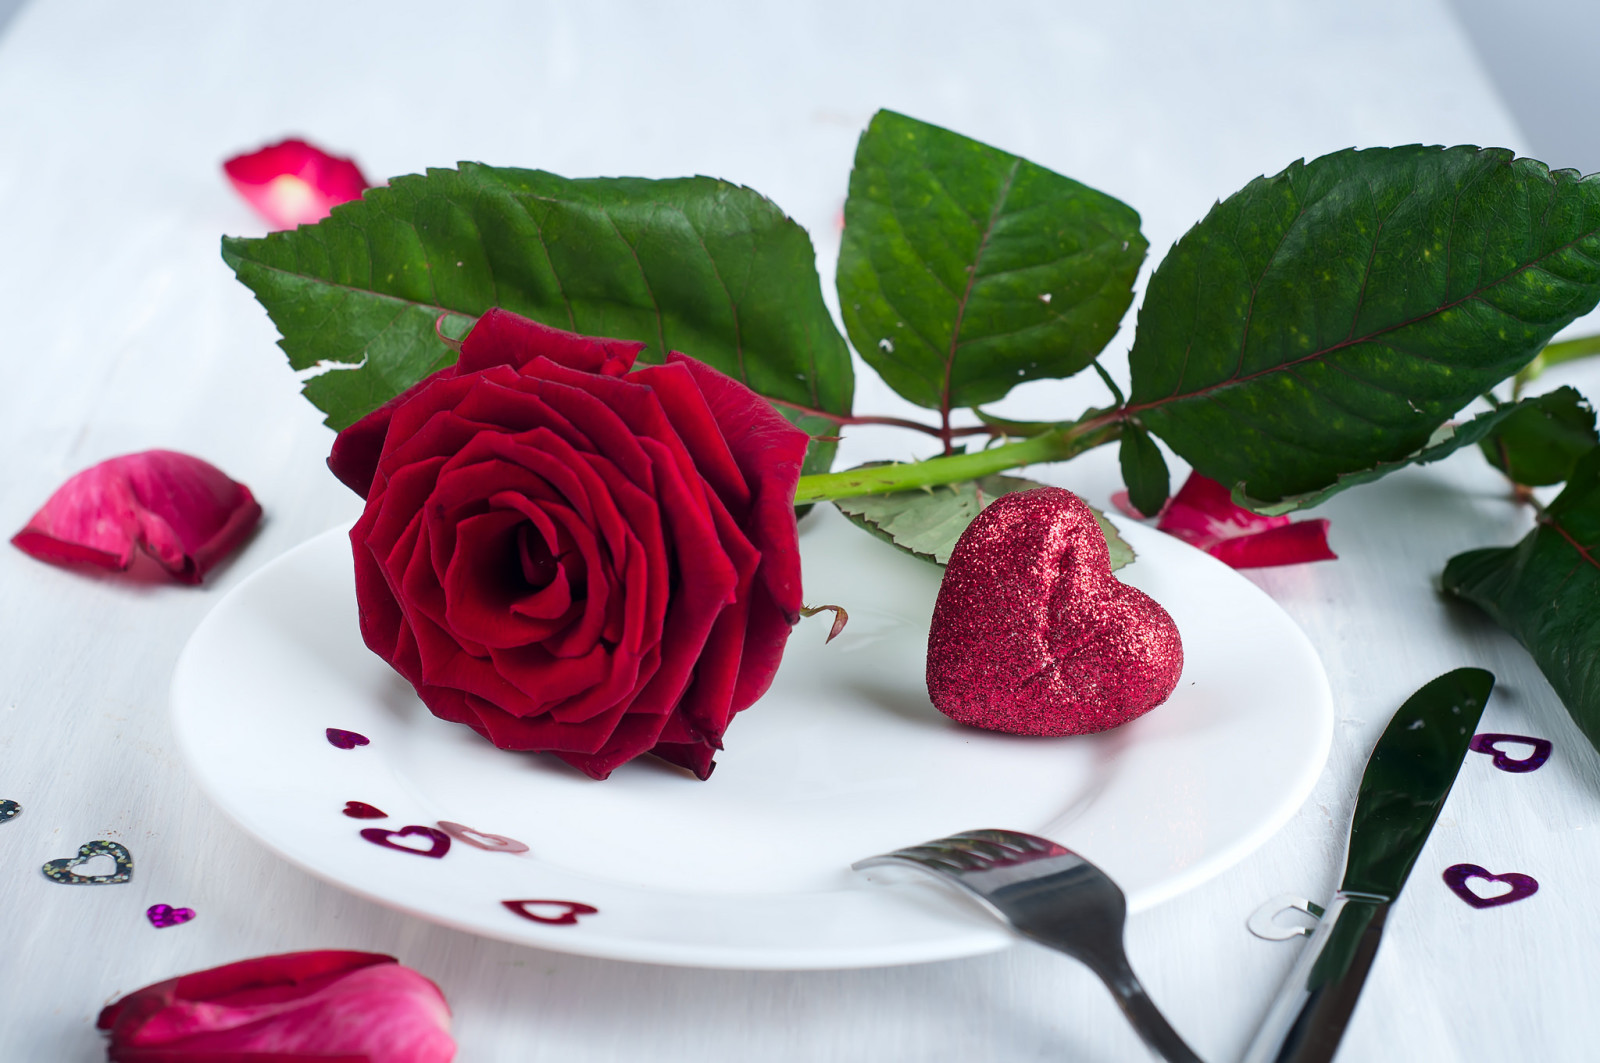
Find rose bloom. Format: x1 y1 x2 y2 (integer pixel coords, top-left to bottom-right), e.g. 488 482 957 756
97 950 454 1062
328 309 810 780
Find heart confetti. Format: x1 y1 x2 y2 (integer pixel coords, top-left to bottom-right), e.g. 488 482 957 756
1468 733 1552 774
326 728 370 749
501 899 598 925
927 487 1183 735
1443 863 1539 909
41 840 133 884
0 799 20 823
360 825 450 859
343 801 388 819
145 904 196 928
438 821 530 854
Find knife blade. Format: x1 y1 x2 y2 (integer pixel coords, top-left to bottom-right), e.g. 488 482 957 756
1242 666 1494 1063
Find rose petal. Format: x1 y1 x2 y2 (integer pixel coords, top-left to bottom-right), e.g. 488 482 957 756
1156 471 1289 545
1138 471 1335 569
12 450 261 584
98 950 454 1063
223 138 369 230
1206 518 1336 568
329 312 647 499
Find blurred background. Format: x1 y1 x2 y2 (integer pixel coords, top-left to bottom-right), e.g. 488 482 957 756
1 0 1594 175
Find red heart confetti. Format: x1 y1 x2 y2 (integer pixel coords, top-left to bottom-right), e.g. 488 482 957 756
326 728 370 749
342 801 388 819
927 488 1183 735
145 904 196 928
438 821 529 854
501 899 598 925
1468 733 1552 774
1443 863 1539 909
360 825 450 859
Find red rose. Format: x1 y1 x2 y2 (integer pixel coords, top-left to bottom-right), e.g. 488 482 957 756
329 309 810 780
96 950 454 1062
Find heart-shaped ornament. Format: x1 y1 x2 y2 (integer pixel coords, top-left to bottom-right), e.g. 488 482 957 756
326 728 370 749
41 840 133 885
0 799 20 823
927 488 1183 735
438 820 530 854
1443 863 1539 909
146 903 196 928
1468 733 1552 774
343 801 388 819
360 825 450 859
502 899 598 925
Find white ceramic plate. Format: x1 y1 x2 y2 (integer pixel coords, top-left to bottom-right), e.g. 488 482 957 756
171 505 1331 970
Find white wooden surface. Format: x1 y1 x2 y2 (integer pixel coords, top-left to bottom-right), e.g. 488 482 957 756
1 2 1595 1060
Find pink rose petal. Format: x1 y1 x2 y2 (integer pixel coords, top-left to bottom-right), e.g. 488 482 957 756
98 951 454 1063
12 450 261 584
224 138 369 230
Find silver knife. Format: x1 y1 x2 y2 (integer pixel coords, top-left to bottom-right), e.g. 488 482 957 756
1242 666 1494 1063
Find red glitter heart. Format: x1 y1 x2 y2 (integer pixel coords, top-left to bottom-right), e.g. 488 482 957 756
502 899 598 925
360 825 451 859
342 801 388 819
927 487 1183 736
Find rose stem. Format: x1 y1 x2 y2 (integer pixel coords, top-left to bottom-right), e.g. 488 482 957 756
792 416 1123 504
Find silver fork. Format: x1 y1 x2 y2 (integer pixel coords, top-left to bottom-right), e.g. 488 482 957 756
854 829 1203 1063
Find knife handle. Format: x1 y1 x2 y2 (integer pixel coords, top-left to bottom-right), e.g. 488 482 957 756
1241 891 1391 1063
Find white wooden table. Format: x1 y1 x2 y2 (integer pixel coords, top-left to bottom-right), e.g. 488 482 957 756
1 2 1594 1059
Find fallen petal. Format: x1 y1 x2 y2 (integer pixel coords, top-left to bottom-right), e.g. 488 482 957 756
1157 471 1287 546
1206 519 1336 568
1131 472 1335 569
98 950 454 1062
12 450 261 584
224 138 369 229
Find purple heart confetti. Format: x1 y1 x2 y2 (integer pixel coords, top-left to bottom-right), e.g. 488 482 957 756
343 801 388 819
360 825 450 859
502 899 598 925
1443 863 1539 909
326 728 370 750
1468 733 1551 773
146 903 196 928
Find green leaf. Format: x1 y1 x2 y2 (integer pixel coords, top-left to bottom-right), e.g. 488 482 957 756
1128 146 1600 505
1240 399 1545 515
837 110 1146 412
833 474 1133 570
1477 386 1598 486
1118 422 1170 517
222 163 853 475
1443 449 1600 753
